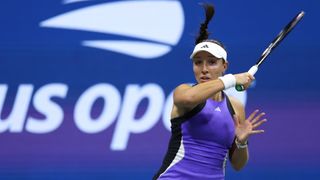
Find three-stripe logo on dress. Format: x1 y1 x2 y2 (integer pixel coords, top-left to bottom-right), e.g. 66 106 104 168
214 107 221 112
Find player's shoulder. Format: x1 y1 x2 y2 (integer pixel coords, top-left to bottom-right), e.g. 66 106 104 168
176 83 192 88
174 83 194 92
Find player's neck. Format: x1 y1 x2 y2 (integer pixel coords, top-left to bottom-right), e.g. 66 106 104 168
211 91 223 102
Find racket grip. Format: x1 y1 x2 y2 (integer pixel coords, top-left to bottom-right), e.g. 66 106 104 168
235 65 259 91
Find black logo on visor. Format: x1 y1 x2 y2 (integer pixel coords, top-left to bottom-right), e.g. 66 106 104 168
201 44 209 48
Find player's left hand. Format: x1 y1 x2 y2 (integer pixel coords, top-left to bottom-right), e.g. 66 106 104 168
233 110 267 144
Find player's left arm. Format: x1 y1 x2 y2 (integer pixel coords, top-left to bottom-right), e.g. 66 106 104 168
228 96 267 171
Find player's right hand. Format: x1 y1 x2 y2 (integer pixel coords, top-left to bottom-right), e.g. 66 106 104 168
234 73 255 90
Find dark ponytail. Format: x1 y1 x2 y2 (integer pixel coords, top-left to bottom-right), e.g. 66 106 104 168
195 3 215 45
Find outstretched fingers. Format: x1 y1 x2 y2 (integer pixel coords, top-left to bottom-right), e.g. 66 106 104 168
252 118 267 129
248 110 267 134
249 130 265 135
247 109 259 121
251 112 266 124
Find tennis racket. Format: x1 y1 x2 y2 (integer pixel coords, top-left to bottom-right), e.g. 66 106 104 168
236 11 305 91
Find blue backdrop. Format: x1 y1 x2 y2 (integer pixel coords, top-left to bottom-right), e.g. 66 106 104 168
1 0 319 179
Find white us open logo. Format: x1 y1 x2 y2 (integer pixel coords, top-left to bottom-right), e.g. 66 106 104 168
39 0 185 59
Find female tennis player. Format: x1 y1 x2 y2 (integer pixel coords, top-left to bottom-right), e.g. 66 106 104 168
153 4 267 180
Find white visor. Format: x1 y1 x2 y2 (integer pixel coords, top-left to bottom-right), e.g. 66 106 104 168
190 42 227 62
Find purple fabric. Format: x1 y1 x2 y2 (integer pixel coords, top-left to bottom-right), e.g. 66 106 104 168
158 97 235 179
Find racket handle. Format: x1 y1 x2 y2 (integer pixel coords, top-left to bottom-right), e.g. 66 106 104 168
235 65 259 91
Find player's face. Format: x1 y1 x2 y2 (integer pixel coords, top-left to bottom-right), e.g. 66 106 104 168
192 51 227 83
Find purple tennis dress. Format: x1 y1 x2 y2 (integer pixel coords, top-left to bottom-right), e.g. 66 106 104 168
153 94 235 180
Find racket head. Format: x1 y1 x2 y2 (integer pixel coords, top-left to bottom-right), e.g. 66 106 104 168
256 11 305 66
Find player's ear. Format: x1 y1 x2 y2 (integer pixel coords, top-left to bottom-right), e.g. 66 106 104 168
223 60 228 73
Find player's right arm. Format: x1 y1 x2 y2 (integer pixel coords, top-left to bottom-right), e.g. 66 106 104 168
173 73 254 111
171 72 253 118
